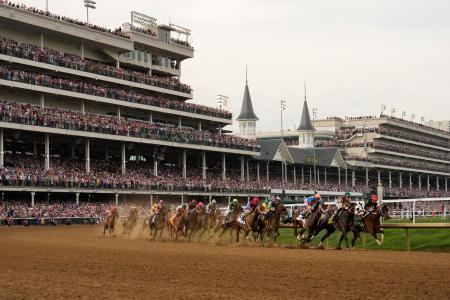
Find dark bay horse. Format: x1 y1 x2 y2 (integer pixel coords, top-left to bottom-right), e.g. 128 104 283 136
297 202 326 244
209 206 243 243
264 203 286 242
186 206 207 242
122 207 138 236
197 207 220 241
356 204 389 245
149 206 170 241
103 209 119 236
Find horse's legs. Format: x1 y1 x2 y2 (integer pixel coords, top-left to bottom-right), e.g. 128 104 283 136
318 229 334 248
351 231 360 249
336 233 345 249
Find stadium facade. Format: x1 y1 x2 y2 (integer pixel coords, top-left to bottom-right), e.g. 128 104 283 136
0 2 448 207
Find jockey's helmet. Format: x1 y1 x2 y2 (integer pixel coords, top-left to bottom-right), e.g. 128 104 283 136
197 202 205 208
314 194 321 199
182 204 187 209
211 199 216 204
370 194 378 202
252 197 260 202
345 192 351 197
261 203 267 209
232 199 238 204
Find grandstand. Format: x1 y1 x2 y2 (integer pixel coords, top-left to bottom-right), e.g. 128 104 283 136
0 1 448 215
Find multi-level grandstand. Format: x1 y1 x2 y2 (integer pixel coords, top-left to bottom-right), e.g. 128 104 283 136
0 1 448 211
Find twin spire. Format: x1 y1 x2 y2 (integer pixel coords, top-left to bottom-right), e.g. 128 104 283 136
297 82 314 131
236 65 258 121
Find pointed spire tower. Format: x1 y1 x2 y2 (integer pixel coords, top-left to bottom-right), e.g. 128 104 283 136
297 82 315 148
236 66 258 139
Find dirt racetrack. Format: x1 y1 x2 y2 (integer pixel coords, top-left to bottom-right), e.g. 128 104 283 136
0 226 449 300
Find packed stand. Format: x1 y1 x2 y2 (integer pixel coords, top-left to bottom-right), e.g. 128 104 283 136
0 1 129 38
0 100 257 151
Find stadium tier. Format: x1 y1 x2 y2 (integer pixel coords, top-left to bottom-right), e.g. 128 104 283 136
0 1 449 209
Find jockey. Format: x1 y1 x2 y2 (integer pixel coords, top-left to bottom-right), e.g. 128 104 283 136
206 199 217 214
225 199 239 224
240 197 260 224
151 204 158 215
298 194 321 220
365 194 379 212
266 196 280 218
188 199 197 210
328 192 352 224
196 202 205 211
108 206 118 217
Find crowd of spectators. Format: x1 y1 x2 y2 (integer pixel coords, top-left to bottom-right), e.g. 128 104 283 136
122 23 157 37
0 100 258 151
348 155 449 173
0 36 194 94
0 1 129 39
0 63 231 119
170 38 191 48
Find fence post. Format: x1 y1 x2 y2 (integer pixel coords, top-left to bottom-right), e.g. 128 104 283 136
406 228 410 251
362 233 366 249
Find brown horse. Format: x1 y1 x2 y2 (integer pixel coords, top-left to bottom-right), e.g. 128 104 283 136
197 207 220 241
169 208 188 241
357 204 389 245
122 207 139 236
297 202 326 244
236 206 264 243
103 209 119 236
185 206 207 242
264 203 286 242
149 206 170 241
209 206 243 243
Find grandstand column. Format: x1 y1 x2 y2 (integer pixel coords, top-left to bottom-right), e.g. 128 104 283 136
117 107 121 122
301 167 304 184
256 162 260 183
427 175 430 191
317 168 320 185
81 100 85 114
246 160 250 181
324 168 327 185
409 173 412 190
31 192 35 207
178 117 182 129
388 171 392 189
182 150 187 179
445 178 448 192
202 151 207 180
40 94 45 108
115 194 119 206
266 162 270 181
309 168 312 183
44 134 50 171
351 170 355 188
418 174 422 190
85 139 90 174
81 42 84 59
0 129 3 168
293 166 296 184
71 143 75 159
338 168 341 185
240 156 245 181
153 159 158 177
116 60 120 69
377 170 381 184
198 120 202 131
121 143 126 175
149 112 153 124
436 177 439 191
281 161 284 183
76 193 80 206
222 153 226 180
181 194 184 204
399 173 403 189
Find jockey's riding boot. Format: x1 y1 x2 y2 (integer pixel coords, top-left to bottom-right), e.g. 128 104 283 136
328 213 335 224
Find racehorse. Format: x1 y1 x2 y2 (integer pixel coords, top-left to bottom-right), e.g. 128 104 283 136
236 206 264 243
103 209 119 236
169 208 188 241
296 201 326 244
185 206 207 242
209 206 243 243
355 204 389 245
291 207 303 239
149 206 170 241
197 206 221 241
122 207 139 236
263 203 286 242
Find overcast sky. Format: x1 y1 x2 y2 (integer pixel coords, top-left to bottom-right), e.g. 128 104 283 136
20 0 450 131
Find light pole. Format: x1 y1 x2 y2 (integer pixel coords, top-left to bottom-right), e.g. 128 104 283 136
364 122 369 190
380 105 386 116
312 108 318 191
280 99 286 183
84 0 96 24
45 0 48 13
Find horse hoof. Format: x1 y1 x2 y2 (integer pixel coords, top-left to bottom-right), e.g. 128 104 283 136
335 247 342 250
317 246 325 250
